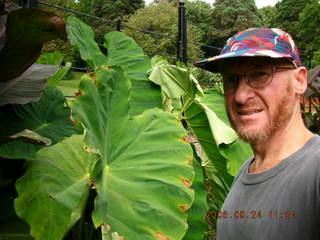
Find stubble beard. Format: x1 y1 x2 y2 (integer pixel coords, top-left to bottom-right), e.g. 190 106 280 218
227 88 295 145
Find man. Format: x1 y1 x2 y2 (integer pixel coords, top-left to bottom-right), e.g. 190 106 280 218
195 28 320 239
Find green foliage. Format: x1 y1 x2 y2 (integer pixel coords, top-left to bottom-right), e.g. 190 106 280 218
0 8 66 82
191 67 223 89
71 66 194 240
183 149 208 240
15 135 98 240
0 86 81 159
208 0 262 48
123 0 204 62
78 0 144 42
258 6 277 28
66 17 162 116
15 65 195 240
271 0 318 66
185 0 214 46
311 50 320 67
10 17 198 240
272 0 317 38
36 51 72 86
0 64 58 106
148 57 253 212
296 2 320 67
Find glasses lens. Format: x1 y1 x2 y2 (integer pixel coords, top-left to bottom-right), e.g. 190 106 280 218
247 71 272 88
223 74 239 93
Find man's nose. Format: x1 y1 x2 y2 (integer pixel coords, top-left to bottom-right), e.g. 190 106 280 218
233 76 255 104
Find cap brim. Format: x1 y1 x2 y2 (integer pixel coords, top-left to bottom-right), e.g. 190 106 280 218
194 49 294 73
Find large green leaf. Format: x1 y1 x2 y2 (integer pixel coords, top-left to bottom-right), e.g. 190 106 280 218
36 51 64 65
0 8 66 82
70 66 194 240
183 147 208 240
184 101 233 208
0 64 58 106
66 17 108 69
149 56 203 114
0 85 81 159
36 51 72 86
198 89 252 175
66 17 161 117
104 31 162 116
15 135 98 240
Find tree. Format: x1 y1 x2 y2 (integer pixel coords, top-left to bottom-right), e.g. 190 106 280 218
123 0 204 63
258 6 277 28
271 0 318 66
207 0 262 54
296 2 320 67
271 0 317 40
185 0 214 46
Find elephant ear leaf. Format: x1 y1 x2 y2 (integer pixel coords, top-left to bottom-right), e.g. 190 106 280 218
15 135 98 240
0 8 66 82
0 64 58 106
70 66 195 240
104 31 162 116
66 18 161 116
66 17 107 69
0 85 81 159
183 147 208 240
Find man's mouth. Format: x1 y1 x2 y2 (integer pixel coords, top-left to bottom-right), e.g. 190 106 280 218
238 109 263 115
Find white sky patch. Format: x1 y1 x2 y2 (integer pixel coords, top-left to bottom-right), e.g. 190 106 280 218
144 0 280 8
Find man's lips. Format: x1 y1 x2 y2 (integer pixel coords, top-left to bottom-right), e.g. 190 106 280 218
238 109 263 115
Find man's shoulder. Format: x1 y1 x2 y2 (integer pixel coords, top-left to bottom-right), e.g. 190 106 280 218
299 134 320 160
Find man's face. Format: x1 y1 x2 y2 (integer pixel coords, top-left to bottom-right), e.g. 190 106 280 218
222 58 297 145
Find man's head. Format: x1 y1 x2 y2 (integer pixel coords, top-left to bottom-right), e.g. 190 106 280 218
195 28 308 145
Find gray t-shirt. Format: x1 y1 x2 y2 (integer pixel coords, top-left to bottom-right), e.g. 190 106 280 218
217 135 320 240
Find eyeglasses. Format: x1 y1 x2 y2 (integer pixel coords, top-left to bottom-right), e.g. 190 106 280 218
223 67 296 94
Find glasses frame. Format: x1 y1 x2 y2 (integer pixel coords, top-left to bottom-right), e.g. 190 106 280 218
223 66 297 94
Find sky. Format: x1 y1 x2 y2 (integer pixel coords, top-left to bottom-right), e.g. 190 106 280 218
145 0 280 8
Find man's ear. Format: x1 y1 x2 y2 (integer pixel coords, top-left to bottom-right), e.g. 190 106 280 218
293 67 308 95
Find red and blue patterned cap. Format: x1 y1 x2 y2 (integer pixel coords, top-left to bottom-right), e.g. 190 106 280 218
194 28 301 72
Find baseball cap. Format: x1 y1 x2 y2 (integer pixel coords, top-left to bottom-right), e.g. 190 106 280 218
194 28 301 72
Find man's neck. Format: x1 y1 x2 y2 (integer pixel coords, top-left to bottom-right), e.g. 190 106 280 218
248 111 313 174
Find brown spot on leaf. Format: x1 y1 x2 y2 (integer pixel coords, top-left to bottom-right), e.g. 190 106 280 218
70 114 77 125
182 178 192 188
75 90 83 96
84 146 93 153
102 65 112 70
181 135 191 143
180 205 190 213
155 232 170 240
89 178 97 189
187 156 193 166
89 178 94 186
88 72 97 85
102 223 111 231
48 194 54 199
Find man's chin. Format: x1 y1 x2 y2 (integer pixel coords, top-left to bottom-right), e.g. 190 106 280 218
234 126 271 145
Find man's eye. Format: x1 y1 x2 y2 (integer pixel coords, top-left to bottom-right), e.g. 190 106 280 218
251 71 268 78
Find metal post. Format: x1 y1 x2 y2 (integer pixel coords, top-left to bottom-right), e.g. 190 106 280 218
20 0 38 8
177 0 187 64
116 20 121 32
